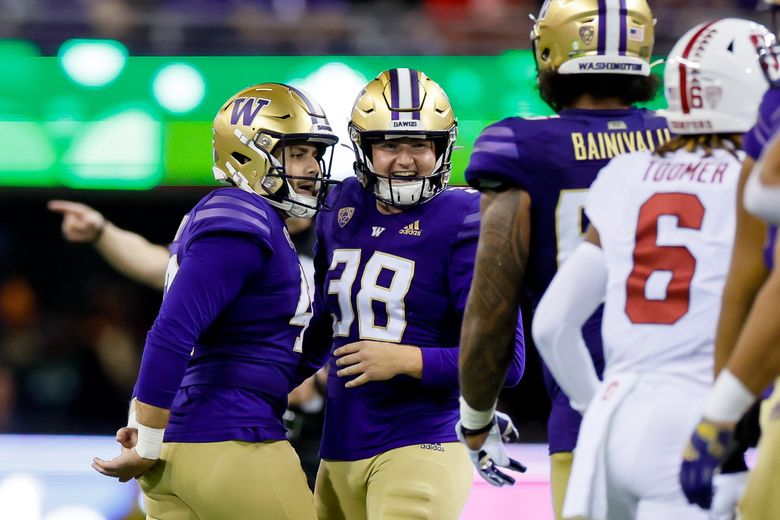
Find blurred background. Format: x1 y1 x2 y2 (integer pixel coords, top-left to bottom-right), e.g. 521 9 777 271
0 0 774 518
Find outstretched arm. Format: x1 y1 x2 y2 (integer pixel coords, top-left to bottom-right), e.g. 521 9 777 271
49 200 169 290
459 188 530 413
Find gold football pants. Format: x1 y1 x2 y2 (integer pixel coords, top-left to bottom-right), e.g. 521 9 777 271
138 440 316 520
740 378 780 520
314 442 472 520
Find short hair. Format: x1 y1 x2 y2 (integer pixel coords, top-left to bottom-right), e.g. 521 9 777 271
537 71 660 113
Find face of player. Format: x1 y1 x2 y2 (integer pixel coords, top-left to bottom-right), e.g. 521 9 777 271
274 142 322 197
370 138 436 179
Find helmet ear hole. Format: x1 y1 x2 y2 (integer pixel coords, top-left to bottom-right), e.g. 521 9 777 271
231 152 251 165
541 48 551 61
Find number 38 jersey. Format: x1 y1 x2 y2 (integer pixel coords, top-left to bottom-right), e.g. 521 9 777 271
311 177 525 461
586 148 742 383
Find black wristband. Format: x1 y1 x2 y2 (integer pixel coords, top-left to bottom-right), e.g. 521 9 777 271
460 418 494 437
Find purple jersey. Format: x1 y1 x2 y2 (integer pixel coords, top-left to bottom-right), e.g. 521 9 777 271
465 108 669 453
744 87 780 161
135 187 310 443
309 178 525 461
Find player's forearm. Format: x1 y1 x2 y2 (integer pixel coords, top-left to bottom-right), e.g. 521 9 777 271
715 267 767 373
96 223 169 290
714 158 768 373
135 399 170 429
460 189 530 410
727 246 780 395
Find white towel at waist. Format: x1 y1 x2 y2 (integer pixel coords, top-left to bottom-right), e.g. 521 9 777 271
563 372 639 520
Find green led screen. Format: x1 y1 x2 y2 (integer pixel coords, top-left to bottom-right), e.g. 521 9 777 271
0 42 667 189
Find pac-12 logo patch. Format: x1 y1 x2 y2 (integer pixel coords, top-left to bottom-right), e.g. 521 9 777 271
338 207 355 228
579 26 594 46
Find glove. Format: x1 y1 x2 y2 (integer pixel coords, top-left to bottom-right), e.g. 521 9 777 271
679 419 736 510
456 411 527 487
709 471 749 520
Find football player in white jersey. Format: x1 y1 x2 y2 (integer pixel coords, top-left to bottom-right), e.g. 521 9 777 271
531 18 770 519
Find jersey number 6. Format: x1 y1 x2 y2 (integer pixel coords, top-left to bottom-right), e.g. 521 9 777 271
626 192 705 325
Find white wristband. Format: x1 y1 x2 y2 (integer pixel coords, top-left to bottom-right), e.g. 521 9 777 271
127 410 139 429
744 164 780 224
135 423 165 460
459 396 496 430
704 369 756 424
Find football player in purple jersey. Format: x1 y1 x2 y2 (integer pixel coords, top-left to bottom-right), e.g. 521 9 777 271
456 0 668 517
299 68 526 520
91 83 338 519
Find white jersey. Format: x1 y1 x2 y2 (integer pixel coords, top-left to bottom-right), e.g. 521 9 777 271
586 148 742 384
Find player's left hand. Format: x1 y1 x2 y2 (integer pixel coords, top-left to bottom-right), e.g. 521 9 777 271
92 427 157 482
680 419 736 510
456 411 527 487
334 340 421 388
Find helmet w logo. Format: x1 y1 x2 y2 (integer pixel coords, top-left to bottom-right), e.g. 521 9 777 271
230 97 271 126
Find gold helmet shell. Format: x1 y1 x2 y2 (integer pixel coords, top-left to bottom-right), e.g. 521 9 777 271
349 68 457 206
212 83 338 218
531 0 655 76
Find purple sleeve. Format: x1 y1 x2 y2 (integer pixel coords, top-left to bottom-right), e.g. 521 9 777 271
295 219 334 387
134 233 268 408
464 119 529 191
744 88 780 160
420 202 526 388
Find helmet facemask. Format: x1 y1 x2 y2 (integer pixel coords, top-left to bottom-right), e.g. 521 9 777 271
263 134 338 218
350 125 456 207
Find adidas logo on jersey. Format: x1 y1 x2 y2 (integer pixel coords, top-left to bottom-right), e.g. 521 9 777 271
399 220 421 236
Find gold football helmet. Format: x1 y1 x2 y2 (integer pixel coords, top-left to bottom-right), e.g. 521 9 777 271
349 68 457 207
531 0 655 76
212 83 338 218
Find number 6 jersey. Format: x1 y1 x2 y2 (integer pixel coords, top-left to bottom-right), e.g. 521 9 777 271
585 148 741 382
307 177 526 461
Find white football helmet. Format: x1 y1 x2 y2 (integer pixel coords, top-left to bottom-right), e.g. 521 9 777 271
662 18 773 134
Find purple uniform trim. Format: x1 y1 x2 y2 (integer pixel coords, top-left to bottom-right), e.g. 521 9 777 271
744 88 780 160
390 68 400 120
192 208 270 235
410 68 421 120
283 83 320 124
618 0 627 55
597 0 607 54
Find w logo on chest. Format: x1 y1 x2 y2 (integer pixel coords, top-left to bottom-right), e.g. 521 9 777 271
371 226 386 237
230 97 271 126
